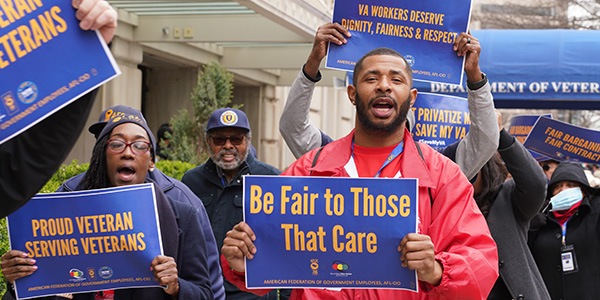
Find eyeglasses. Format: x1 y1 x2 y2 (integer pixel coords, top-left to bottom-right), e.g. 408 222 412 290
106 139 151 155
210 134 245 146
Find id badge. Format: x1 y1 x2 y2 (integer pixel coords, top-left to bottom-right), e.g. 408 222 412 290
561 244 578 274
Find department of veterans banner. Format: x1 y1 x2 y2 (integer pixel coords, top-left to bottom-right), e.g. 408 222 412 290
508 114 553 162
524 117 600 164
0 0 121 145
243 176 418 291
411 92 469 150
7 184 163 299
326 0 472 85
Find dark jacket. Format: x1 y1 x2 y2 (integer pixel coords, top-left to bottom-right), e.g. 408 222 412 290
182 154 286 300
486 130 550 300
60 169 225 300
4 182 213 300
529 163 600 300
0 90 97 217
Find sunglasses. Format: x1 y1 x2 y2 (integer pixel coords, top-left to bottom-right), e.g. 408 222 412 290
106 139 151 155
210 134 245 146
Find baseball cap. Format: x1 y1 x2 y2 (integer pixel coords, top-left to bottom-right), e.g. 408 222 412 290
206 108 251 132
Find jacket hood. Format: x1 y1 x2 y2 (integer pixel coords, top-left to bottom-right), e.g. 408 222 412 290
548 162 591 196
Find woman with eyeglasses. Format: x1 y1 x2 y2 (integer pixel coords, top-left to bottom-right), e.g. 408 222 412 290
1 107 213 300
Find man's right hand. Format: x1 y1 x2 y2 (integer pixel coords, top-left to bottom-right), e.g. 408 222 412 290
1 250 38 284
221 221 257 273
304 23 351 78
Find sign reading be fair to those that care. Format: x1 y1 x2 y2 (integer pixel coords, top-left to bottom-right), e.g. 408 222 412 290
244 176 418 292
327 0 472 85
0 0 120 145
7 184 163 299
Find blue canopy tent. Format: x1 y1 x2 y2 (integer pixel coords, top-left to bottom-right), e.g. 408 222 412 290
413 29 600 110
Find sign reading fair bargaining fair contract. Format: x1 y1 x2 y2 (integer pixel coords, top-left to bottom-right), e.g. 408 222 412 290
524 117 600 164
0 0 120 145
243 176 418 291
411 93 469 150
326 0 472 85
7 184 163 299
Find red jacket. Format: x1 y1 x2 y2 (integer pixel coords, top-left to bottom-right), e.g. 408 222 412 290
223 129 498 299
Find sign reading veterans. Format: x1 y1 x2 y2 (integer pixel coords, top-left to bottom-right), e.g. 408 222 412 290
0 0 120 145
243 175 418 291
524 117 600 164
411 93 469 150
326 0 472 85
7 184 163 299
508 114 553 161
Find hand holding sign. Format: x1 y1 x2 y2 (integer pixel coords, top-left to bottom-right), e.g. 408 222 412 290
222 221 257 273
73 0 118 44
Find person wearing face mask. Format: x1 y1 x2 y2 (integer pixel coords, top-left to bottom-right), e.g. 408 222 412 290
528 162 600 300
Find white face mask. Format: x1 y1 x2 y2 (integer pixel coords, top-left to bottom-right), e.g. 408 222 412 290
550 187 583 212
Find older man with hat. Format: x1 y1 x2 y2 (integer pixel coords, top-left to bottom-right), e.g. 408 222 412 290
181 108 286 300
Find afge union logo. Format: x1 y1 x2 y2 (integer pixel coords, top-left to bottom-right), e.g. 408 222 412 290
310 259 319 276
220 110 239 126
2 92 19 115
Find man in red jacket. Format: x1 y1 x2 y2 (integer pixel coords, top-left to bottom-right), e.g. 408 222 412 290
221 46 498 299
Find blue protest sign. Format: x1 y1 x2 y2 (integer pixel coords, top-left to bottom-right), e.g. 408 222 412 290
0 0 120 145
7 184 163 299
243 175 418 291
508 114 554 162
524 117 600 164
411 92 469 150
326 0 472 85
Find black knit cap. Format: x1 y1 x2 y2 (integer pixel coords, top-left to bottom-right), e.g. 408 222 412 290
93 105 156 161
548 162 591 197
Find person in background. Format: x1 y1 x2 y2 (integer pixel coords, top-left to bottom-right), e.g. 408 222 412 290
279 22 499 181
538 158 560 181
156 123 173 161
528 162 600 300
222 47 498 299
472 111 550 299
181 108 288 300
1 107 213 299
0 0 117 218
61 105 225 300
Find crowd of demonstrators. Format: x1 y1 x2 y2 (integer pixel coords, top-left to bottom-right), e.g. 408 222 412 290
58 105 225 300
3 6 598 300
0 0 117 218
279 22 499 181
472 112 550 299
528 162 600 300
181 108 289 300
222 47 499 299
1 107 213 299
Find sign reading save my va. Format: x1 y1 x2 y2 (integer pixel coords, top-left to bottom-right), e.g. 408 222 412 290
243 176 418 292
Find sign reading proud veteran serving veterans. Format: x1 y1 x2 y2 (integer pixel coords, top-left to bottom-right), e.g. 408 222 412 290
0 0 120 145
411 93 469 150
243 176 418 292
7 184 163 299
326 0 472 85
524 117 600 164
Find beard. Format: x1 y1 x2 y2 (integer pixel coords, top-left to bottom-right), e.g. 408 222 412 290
211 148 248 171
355 92 411 134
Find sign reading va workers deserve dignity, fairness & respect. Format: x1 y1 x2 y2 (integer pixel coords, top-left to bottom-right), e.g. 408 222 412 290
7 184 163 299
0 0 120 145
326 0 472 85
243 176 418 292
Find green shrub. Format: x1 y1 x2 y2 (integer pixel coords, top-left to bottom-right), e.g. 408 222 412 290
0 159 196 295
